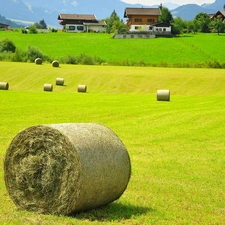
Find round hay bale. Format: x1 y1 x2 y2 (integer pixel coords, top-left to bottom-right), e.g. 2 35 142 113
35 58 42 65
4 123 131 215
43 84 53 92
0 82 9 90
157 90 170 101
52 60 59 67
56 78 64 86
78 84 87 93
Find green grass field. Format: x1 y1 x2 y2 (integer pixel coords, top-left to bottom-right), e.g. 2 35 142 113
1 31 225 66
0 62 225 224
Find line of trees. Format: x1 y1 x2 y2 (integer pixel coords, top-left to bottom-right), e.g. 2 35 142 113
157 4 225 35
172 13 225 35
105 5 225 35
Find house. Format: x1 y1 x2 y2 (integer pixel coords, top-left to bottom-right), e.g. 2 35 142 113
122 7 172 37
124 7 161 32
0 23 9 30
211 10 225 22
57 14 106 32
149 22 172 36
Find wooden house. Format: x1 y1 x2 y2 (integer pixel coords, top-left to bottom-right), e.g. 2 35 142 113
211 10 225 22
124 7 161 32
0 23 9 30
57 14 106 32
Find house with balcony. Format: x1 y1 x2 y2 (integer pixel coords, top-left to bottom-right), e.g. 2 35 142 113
123 7 172 37
58 14 106 32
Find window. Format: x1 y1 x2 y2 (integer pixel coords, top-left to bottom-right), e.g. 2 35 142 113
68 26 75 30
135 26 140 30
134 18 142 22
163 28 166 31
77 26 84 31
147 19 155 23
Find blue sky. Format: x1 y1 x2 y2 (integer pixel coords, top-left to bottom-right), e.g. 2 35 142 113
121 0 215 6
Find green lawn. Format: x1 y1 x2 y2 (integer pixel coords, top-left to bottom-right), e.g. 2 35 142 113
1 31 225 66
0 62 225 224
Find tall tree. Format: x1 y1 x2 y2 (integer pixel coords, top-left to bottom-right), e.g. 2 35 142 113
39 19 47 29
159 6 173 23
193 12 210 33
105 10 120 33
209 18 225 35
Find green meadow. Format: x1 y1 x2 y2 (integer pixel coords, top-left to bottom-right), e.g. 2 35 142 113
1 31 225 67
0 62 225 224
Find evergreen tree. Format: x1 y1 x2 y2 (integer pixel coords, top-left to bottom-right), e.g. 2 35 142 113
105 10 120 33
159 6 173 23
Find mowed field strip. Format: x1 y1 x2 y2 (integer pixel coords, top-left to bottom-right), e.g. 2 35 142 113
0 62 225 224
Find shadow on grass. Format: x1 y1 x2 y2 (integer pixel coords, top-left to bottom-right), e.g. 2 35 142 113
70 202 153 222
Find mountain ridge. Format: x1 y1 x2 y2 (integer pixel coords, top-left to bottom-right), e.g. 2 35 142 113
0 0 224 27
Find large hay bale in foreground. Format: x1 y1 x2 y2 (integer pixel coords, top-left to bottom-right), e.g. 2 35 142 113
35 58 42 65
0 82 9 90
4 123 131 215
52 60 59 67
78 84 87 92
56 78 64 86
43 84 53 92
157 90 170 101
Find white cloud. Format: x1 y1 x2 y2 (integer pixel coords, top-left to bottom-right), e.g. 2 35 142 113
121 0 214 6
71 1 77 7
24 2 33 12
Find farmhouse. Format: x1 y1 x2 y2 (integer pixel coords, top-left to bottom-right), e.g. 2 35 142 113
211 10 225 21
123 7 171 36
57 14 106 32
0 23 9 30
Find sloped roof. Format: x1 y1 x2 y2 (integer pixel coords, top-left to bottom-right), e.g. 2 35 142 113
0 23 9 26
218 10 225 16
151 22 171 27
124 8 161 18
84 21 107 26
58 14 97 20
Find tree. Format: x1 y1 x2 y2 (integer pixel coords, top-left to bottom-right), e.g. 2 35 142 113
0 38 16 52
39 19 47 29
29 25 37 34
172 17 186 35
105 10 120 33
193 12 210 33
33 19 47 29
111 20 129 34
159 6 173 23
209 18 225 35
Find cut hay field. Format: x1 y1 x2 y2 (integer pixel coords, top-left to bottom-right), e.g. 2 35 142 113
0 62 225 224
1 31 225 66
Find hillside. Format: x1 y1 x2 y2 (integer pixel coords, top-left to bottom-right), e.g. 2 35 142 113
0 32 225 68
1 62 225 96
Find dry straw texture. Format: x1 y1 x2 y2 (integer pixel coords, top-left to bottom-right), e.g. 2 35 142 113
4 123 131 215
43 84 53 92
56 78 64 86
52 60 59 67
0 82 9 90
157 90 170 101
35 58 42 65
78 85 87 93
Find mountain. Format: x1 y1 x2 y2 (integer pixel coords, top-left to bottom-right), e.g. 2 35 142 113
171 0 224 20
171 4 214 20
1 0 225 28
0 0 150 27
0 15 24 28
